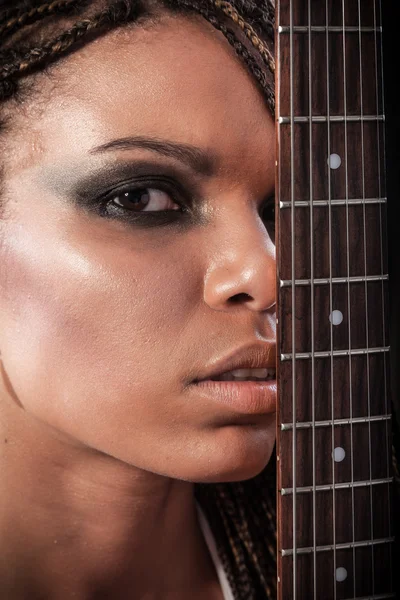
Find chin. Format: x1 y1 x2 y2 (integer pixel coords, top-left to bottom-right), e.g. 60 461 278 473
191 422 276 484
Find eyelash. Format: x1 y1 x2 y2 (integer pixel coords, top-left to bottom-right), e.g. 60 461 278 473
94 178 275 229
97 178 190 225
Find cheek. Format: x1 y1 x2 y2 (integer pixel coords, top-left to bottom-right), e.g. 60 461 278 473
0 211 276 482
0 216 200 446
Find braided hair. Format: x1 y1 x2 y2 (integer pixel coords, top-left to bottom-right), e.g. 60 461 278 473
0 0 275 120
0 1 276 598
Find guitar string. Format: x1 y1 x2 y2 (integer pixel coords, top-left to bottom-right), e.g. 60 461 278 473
341 0 357 594
324 0 337 596
289 0 297 595
357 0 376 591
374 0 393 580
307 0 317 597
286 3 389 596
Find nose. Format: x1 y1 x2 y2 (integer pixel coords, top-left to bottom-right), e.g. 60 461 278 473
203 210 276 313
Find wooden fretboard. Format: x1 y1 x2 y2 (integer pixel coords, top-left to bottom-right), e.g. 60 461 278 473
275 1 394 598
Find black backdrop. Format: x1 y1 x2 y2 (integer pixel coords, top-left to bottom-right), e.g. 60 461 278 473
383 2 400 598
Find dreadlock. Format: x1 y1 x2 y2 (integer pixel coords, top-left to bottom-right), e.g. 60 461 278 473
0 0 275 113
0 0 82 38
0 1 276 598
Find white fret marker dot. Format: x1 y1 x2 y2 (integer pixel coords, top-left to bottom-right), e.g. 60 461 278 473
333 447 346 462
329 310 343 325
336 567 347 582
328 153 342 169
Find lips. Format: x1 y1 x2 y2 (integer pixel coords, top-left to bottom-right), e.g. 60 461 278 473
193 342 276 383
209 367 276 381
190 378 277 415
188 343 277 415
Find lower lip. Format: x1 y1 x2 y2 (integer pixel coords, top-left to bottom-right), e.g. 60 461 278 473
190 379 277 415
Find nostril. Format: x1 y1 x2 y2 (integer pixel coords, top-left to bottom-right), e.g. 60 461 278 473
229 293 252 304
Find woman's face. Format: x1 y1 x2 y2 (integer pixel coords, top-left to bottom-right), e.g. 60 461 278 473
0 12 276 483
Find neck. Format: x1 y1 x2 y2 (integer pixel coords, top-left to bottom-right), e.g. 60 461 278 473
0 397 219 600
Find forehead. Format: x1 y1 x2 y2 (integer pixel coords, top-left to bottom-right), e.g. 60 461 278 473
7 12 274 177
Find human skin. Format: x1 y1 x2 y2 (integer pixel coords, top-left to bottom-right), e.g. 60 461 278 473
0 8 276 600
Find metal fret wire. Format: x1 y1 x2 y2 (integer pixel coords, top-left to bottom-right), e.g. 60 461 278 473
279 115 384 123
289 0 297 594
374 0 393 580
281 275 388 286
282 414 391 430
307 0 317 596
279 25 382 33
281 198 386 208
282 346 389 360
342 1 357 593
281 476 392 495
282 536 394 556
325 0 337 595
358 0 375 590
280 4 391 595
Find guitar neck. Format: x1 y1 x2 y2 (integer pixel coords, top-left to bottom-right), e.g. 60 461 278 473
275 1 394 598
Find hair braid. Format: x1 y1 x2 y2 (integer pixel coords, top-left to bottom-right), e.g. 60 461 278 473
0 4 23 26
218 492 250 599
195 453 277 599
211 0 274 75
162 0 274 113
236 484 271 592
0 1 142 91
236 480 276 595
233 0 274 39
0 0 81 39
220 486 255 598
211 492 244 599
217 23 274 113
197 482 256 599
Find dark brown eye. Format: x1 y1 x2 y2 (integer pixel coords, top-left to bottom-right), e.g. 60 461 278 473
111 188 181 212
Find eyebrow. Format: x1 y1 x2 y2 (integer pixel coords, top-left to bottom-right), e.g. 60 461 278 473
89 136 216 177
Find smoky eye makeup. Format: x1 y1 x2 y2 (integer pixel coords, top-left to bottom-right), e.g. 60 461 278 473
42 159 275 234
55 160 204 227
71 161 197 206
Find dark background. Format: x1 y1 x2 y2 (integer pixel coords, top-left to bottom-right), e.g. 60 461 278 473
382 2 400 598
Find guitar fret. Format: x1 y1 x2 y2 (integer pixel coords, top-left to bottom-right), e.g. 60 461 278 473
281 346 390 361
281 537 394 557
280 197 387 208
280 274 388 287
281 476 392 496
278 26 382 33
279 115 384 123
281 414 391 431
276 0 392 594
